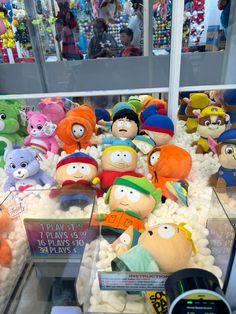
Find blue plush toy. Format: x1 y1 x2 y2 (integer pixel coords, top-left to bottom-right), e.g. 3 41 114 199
223 89 236 127
4 148 55 192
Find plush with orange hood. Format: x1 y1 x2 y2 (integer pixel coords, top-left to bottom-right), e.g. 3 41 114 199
147 145 192 201
0 205 12 266
57 104 96 154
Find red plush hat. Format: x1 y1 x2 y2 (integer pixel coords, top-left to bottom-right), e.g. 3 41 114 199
56 152 98 170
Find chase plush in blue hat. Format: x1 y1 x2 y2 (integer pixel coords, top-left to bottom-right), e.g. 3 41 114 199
209 128 236 191
223 89 236 127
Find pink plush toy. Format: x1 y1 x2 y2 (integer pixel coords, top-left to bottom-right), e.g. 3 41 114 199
38 99 66 125
24 112 58 154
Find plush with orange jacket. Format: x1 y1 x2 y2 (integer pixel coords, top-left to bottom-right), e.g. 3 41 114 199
57 104 96 154
0 205 12 266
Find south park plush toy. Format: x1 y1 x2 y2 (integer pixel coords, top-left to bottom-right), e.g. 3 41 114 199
93 145 143 192
98 175 161 241
0 205 12 266
185 93 210 133
111 223 195 273
132 135 155 155
177 92 190 121
147 145 192 206
192 105 229 154
128 96 143 113
222 89 236 128
50 152 102 210
57 104 96 154
209 129 236 192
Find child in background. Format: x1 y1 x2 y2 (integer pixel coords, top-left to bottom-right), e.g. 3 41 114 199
120 28 140 57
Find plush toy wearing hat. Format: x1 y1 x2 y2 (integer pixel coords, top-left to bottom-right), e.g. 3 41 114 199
209 128 236 192
93 145 143 192
97 175 161 242
56 104 96 154
192 105 229 154
111 223 195 273
50 152 102 210
177 92 190 121
132 135 155 155
147 145 192 206
222 89 236 128
128 96 143 113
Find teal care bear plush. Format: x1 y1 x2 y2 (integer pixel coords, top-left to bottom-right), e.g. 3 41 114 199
0 100 27 167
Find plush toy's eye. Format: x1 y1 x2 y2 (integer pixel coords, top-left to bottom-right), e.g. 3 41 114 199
114 186 126 199
37 125 43 130
204 120 210 126
124 121 131 128
225 145 234 155
157 224 176 239
120 233 131 245
30 125 34 129
216 119 222 126
0 113 6 120
117 121 124 127
127 188 140 202
20 162 28 168
78 163 90 175
66 163 78 175
121 151 132 162
10 163 16 169
149 151 160 165
110 151 122 162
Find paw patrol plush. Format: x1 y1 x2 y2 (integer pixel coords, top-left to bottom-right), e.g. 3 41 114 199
24 111 58 154
112 223 195 273
209 129 236 192
0 205 12 266
222 89 236 128
98 175 161 241
57 104 96 154
4 148 55 192
192 105 229 154
93 145 143 192
50 152 102 210
147 145 192 205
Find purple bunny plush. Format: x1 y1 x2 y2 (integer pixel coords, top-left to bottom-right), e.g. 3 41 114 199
4 148 55 192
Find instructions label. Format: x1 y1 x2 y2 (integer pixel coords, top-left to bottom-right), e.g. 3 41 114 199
24 219 90 260
98 272 169 291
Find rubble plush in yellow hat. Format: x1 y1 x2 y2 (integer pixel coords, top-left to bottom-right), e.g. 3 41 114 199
189 93 210 109
199 105 226 117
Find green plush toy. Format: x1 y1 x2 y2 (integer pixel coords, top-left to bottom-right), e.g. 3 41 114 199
0 100 27 167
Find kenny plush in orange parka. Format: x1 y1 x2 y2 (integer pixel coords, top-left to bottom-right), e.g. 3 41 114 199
57 104 96 154
0 205 12 266
147 145 192 205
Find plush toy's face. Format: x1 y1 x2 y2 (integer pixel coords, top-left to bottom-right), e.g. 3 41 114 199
108 184 155 217
5 149 39 179
146 130 172 146
27 114 48 138
112 118 138 139
71 124 85 139
101 149 137 171
197 115 227 139
56 162 97 186
138 223 193 272
219 144 236 169
0 103 20 134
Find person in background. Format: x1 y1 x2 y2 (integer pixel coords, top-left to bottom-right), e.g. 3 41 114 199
128 0 143 54
88 18 118 59
218 0 231 37
120 27 140 57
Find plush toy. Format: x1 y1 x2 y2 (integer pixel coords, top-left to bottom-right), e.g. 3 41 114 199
97 175 161 241
57 104 96 154
0 13 6 35
209 90 224 107
50 152 102 210
111 223 195 273
38 99 66 125
24 111 58 155
222 89 236 128
0 205 12 266
128 96 143 113
209 129 236 192
0 100 27 166
192 106 229 154
93 145 143 192
138 95 153 109
147 145 192 205
0 7 15 48
177 92 190 121
132 135 155 155
4 148 55 192
185 93 210 133
142 98 167 111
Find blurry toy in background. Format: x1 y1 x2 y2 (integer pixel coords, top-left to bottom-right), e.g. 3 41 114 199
38 98 66 125
138 95 153 109
142 97 167 111
92 145 143 192
98 175 161 242
209 90 224 107
50 152 102 210
128 96 143 113
192 106 229 154
4 148 55 192
112 223 195 273
24 112 58 155
147 145 192 206
0 204 12 266
185 93 210 133
95 108 111 135
0 7 15 48
177 92 190 121
0 100 27 167
209 128 236 192
222 89 236 128
13 8 31 50
57 104 96 154
132 135 155 155
0 12 6 35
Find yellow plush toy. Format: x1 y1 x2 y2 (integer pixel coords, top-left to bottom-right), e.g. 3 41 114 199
0 9 15 48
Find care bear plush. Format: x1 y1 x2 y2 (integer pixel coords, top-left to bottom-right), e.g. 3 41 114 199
0 204 12 266
4 148 55 192
24 111 58 154
38 99 66 125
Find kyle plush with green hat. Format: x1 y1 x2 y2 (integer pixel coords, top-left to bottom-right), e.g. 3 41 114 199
98 175 161 242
